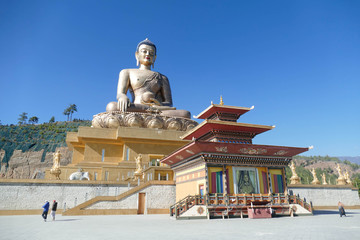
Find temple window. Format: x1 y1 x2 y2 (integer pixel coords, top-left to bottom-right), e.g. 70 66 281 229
150 158 160 166
125 148 130 161
149 155 164 166
101 149 105 162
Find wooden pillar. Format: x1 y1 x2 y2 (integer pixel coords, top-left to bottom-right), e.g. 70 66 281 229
282 166 287 194
267 167 272 194
205 163 209 195
222 165 227 194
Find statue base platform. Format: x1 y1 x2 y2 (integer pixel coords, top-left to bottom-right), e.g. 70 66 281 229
92 111 198 131
133 172 144 180
290 176 301 185
311 179 320 185
337 178 346 185
50 168 61 180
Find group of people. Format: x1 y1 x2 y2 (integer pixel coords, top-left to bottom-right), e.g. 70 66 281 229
41 200 58 222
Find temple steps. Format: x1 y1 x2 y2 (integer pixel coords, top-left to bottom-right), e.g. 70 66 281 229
62 180 175 215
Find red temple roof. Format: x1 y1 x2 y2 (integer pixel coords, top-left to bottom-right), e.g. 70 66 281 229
161 141 309 166
195 104 253 120
181 120 274 140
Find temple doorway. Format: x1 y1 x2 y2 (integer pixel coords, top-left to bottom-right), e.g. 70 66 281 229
137 193 146 214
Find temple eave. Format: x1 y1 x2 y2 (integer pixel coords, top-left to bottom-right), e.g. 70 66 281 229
181 120 274 140
195 104 252 119
161 141 308 166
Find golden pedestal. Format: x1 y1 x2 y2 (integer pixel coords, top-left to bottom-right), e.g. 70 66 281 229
290 175 301 185
50 168 61 180
45 125 190 182
336 177 346 185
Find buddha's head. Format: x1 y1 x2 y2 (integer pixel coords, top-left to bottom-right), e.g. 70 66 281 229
136 38 157 68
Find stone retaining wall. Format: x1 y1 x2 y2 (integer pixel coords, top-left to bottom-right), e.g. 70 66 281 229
288 185 360 207
1 180 359 215
0 179 175 215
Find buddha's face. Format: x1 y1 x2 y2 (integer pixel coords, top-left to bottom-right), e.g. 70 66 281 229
136 44 156 66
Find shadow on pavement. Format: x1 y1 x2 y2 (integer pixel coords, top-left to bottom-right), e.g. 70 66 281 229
314 210 359 216
54 219 81 222
313 210 338 215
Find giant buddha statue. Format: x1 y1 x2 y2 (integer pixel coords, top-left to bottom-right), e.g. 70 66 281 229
92 39 196 131
106 38 190 119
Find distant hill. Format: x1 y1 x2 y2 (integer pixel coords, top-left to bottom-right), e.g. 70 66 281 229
0 120 91 178
336 156 360 165
292 155 360 186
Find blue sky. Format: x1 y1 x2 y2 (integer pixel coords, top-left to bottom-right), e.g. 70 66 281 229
0 0 359 157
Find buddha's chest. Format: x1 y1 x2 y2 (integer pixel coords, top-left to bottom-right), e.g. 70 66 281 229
129 71 162 91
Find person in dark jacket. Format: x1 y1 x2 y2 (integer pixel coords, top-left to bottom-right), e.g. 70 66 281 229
50 200 58 221
42 201 50 222
338 201 346 217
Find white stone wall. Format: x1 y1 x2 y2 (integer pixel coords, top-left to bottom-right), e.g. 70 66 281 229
86 185 176 210
289 186 360 207
0 182 131 210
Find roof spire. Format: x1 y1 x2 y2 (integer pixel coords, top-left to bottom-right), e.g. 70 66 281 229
220 95 224 105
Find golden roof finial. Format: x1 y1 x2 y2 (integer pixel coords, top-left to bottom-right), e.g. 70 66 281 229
220 95 224 105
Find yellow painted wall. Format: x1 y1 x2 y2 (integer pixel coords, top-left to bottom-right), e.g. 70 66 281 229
83 143 122 163
126 142 183 158
176 178 206 202
72 147 85 164
105 145 123 163
176 164 205 176
175 163 206 201
83 143 102 163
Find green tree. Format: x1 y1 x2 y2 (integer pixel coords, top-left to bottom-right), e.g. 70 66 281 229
63 107 70 121
69 104 78 121
18 112 28 125
29 116 39 124
352 173 360 197
49 116 55 123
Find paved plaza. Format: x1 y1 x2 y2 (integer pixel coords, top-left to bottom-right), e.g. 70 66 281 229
1 210 359 240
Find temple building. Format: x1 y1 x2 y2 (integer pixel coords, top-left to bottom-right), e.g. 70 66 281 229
2 39 357 217
42 39 313 217
161 101 311 218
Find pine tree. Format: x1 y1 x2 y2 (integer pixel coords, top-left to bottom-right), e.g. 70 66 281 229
69 104 78 121
29 116 39 124
63 108 70 121
49 116 55 123
18 112 28 125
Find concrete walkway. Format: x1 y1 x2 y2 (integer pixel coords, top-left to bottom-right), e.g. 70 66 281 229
1 210 359 240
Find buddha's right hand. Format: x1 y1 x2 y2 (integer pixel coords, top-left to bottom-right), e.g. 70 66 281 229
117 95 130 112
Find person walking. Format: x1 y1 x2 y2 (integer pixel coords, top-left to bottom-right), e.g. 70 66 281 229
42 201 50 222
338 201 346 217
50 200 58 221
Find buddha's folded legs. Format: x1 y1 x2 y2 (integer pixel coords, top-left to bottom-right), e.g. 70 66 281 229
106 101 190 119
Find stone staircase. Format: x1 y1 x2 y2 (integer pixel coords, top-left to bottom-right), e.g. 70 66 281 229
63 180 174 215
